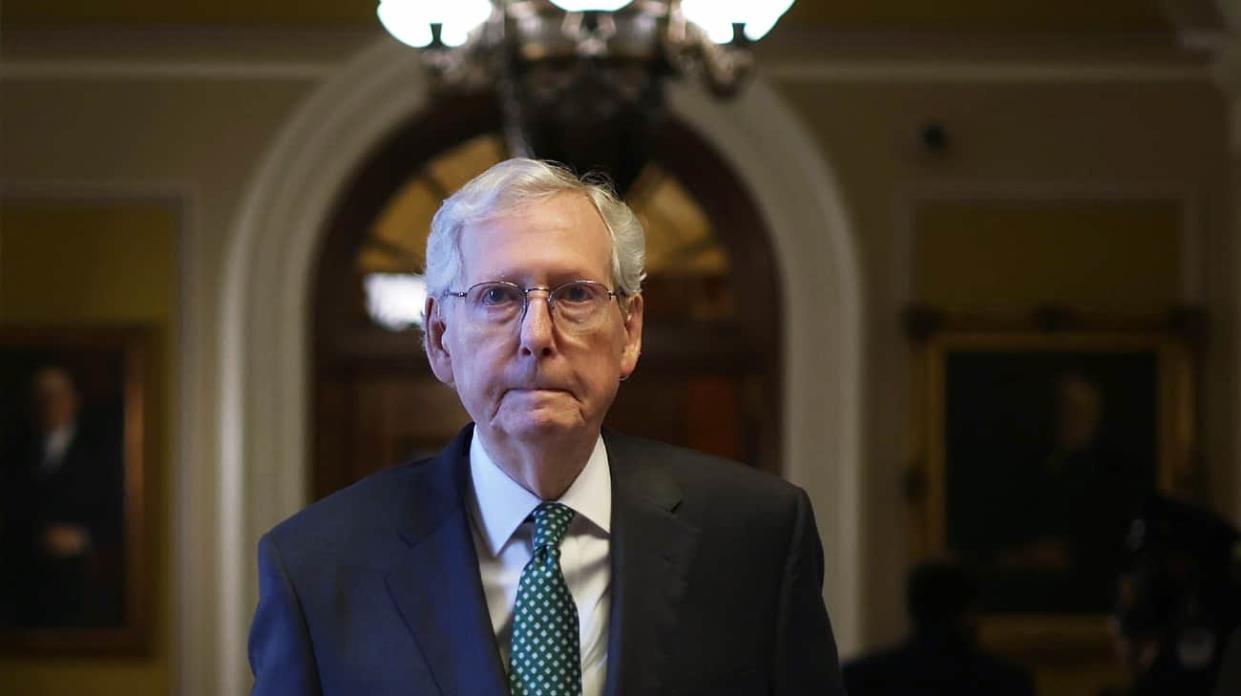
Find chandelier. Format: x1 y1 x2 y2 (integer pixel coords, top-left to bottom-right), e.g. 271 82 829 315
377 0 796 192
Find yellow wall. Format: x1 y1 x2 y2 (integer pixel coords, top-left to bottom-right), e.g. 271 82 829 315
916 199 1183 311
0 201 177 696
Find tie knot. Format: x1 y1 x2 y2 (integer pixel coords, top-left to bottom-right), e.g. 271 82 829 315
531 502 574 551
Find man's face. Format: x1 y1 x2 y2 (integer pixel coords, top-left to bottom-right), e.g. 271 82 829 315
32 368 79 432
425 192 643 447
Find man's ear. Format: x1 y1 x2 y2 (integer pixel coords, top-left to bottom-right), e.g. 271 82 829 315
423 296 455 387
619 293 644 380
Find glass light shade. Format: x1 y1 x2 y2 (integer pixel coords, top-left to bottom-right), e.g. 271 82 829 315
377 0 493 49
548 0 635 11
365 273 429 331
681 0 794 44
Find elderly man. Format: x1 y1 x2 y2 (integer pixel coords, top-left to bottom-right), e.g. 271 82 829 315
249 158 845 695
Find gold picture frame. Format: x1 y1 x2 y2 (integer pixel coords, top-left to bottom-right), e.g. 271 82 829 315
906 310 1199 660
0 326 151 654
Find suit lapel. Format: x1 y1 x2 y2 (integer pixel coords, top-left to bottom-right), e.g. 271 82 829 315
603 433 701 696
384 426 508 696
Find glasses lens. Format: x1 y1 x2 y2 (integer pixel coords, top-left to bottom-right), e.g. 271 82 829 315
466 282 523 322
552 281 610 326
456 280 615 329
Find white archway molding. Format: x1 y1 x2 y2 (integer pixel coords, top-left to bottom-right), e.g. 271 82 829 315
666 80 865 652
204 37 864 694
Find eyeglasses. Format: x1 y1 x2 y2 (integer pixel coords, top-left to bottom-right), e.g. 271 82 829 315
442 280 623 332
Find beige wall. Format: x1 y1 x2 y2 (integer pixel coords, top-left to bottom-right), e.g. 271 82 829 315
1 29 1235 696
773 77 1231 695
774 76 1232 640
1 75 308 694
0 202 177 696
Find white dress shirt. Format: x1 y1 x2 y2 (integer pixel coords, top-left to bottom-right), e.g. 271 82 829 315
40 423 76 475
467 434 612 696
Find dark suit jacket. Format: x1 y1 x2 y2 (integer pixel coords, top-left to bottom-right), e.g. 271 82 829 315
249 426 845 695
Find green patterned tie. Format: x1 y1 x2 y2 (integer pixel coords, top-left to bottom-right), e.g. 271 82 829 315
508 502 581 696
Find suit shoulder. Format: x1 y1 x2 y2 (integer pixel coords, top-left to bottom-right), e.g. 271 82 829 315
264 457 434 553
605 431 804 506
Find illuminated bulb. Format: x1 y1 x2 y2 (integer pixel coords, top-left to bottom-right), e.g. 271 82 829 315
681 0 794 44
377 0 493 49
377 0 434 48
741 0 794 41
548 0 634 11
440 23 471 48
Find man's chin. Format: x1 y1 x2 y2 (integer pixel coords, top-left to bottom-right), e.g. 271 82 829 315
491 408 591 442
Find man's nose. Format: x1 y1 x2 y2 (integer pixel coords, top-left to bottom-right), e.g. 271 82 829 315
518 290 556 357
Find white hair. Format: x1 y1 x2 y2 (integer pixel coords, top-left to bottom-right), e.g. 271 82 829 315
423 158 646 306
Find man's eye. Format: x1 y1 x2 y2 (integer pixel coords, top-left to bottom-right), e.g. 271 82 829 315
479 286 517 306
558 284 594 303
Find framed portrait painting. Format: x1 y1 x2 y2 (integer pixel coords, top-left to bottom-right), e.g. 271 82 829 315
908 317 1197 657
0 327 150 653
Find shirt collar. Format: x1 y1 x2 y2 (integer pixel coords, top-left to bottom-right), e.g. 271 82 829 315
468 432 612 558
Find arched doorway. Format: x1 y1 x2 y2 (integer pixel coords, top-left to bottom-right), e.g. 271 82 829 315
311 94 783 499
202 39 862 695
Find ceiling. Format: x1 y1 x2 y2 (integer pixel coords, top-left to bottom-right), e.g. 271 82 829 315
2 0 1171 34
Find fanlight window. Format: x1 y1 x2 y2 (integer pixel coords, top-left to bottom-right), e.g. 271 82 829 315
357 133 732 331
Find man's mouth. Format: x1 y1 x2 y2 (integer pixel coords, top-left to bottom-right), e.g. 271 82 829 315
507 387 569 394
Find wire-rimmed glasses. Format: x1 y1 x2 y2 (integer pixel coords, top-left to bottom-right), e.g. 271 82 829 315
442 280 622 332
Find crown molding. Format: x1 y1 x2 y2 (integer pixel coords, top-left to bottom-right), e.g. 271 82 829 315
762 61 1208 84
757 26 1209 83
0 61 334 81
758 26 1200 62
0 25 1214 84
0 27 375 64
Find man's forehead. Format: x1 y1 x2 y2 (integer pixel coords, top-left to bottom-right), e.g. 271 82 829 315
33 368 76 395
459 194 611 257
472 191 601 229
